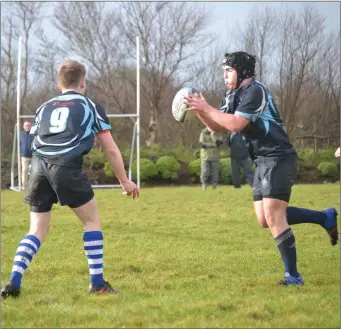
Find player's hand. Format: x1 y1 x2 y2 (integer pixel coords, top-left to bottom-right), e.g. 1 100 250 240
184 92 209 112
121 179 139 200
335 147 340 158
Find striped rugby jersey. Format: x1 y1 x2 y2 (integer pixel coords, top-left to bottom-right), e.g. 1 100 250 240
30 91 111 168
220 80 296 158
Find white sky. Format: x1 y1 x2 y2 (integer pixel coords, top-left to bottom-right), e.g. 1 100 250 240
3 1 340 74
39 1 340 41
210 2 340 33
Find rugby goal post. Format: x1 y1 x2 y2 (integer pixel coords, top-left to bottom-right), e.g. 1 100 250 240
10 36 141 191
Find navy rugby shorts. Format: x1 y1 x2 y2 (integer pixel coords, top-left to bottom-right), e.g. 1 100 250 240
252 154 297 203
24 155 94 212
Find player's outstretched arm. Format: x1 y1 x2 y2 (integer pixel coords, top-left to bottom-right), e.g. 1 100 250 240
96 131 139 199
184 93 250 133
197 112 226 132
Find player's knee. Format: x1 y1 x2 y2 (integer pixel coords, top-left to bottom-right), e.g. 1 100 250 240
257 216 268 228
264 213 276 228
263 201 287 228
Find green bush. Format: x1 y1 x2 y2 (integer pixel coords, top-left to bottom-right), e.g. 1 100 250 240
156 156 181 180
132 158 158 182
120 148 132 164
164 146 198 165
139 145 164 161
84 148 106 170
188 159 201 177
188 157 233 184
317 161 338 176
194 149 201 159
103 161 114 178
297 148 339 169
219 158 232 184
220 150 231 159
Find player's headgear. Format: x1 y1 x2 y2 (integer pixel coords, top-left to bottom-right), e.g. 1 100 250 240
223 52 256 88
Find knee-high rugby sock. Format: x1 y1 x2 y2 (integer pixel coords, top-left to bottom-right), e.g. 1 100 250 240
84 231 104 288
10 234 41 289
275 228 299 278
286 206 326 226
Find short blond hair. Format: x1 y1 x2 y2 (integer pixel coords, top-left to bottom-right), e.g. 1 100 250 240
58 60 86 89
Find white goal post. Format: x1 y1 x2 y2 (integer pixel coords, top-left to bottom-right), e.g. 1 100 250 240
10 36 141 191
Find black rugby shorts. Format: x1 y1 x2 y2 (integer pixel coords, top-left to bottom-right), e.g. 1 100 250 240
24 155 94 212
252 154 297 203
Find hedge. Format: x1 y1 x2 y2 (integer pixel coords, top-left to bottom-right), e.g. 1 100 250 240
156 156 181 180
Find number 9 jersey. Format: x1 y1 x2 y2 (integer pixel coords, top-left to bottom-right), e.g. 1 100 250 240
30 91 111 168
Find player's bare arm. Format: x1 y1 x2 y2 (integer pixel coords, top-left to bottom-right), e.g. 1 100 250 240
184 92 250 132
96 131 139 199
196 112 226 132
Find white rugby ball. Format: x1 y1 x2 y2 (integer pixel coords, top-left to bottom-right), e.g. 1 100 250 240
172 87 199 122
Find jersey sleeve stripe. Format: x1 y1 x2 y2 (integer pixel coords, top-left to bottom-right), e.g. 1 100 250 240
96 130 111 135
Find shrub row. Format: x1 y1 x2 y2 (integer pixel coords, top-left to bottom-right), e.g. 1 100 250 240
104 156 182 182
88 146 340 184
99 149 339 184
1 147 339 188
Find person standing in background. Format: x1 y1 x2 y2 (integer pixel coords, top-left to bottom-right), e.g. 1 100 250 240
200 127 224 190
20 121 34 190
228 132 254 188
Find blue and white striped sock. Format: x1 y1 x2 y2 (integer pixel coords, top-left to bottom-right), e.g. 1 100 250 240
10 234 41 289
84 231 104 288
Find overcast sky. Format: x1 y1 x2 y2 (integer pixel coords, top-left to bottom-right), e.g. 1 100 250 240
3 1 339 74
210 2 340 33
39 1 340 40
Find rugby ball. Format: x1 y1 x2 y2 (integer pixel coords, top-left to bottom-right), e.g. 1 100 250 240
172 87 199 122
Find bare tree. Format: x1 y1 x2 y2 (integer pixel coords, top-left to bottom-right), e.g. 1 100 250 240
33 27 60 94
190 44 227 102
51 2 214 146
276 5 325 134
115 2 214 146
1 12 17 155
233 5 277 82
297 31 340 145
14 2 43 112
1 2 44 155
52 2 146 142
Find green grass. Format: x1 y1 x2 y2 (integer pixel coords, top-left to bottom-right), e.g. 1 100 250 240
1 185 340 328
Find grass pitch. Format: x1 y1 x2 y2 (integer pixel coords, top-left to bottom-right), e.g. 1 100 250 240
1 185 340 328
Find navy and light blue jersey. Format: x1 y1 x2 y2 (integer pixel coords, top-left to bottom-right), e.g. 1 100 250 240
220 88 236 114
30 91 111 168
220 80 295 158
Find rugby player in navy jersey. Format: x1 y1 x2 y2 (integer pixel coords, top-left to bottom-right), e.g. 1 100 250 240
184 52 338 286
2 60 139 298
221 87 338 247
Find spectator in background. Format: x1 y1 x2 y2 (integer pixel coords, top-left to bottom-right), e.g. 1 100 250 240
228 132 254 188
20 121 34 190
200 127 224 190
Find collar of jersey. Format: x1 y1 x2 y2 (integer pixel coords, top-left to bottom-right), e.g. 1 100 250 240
236 77 255 93
62 90 83 95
